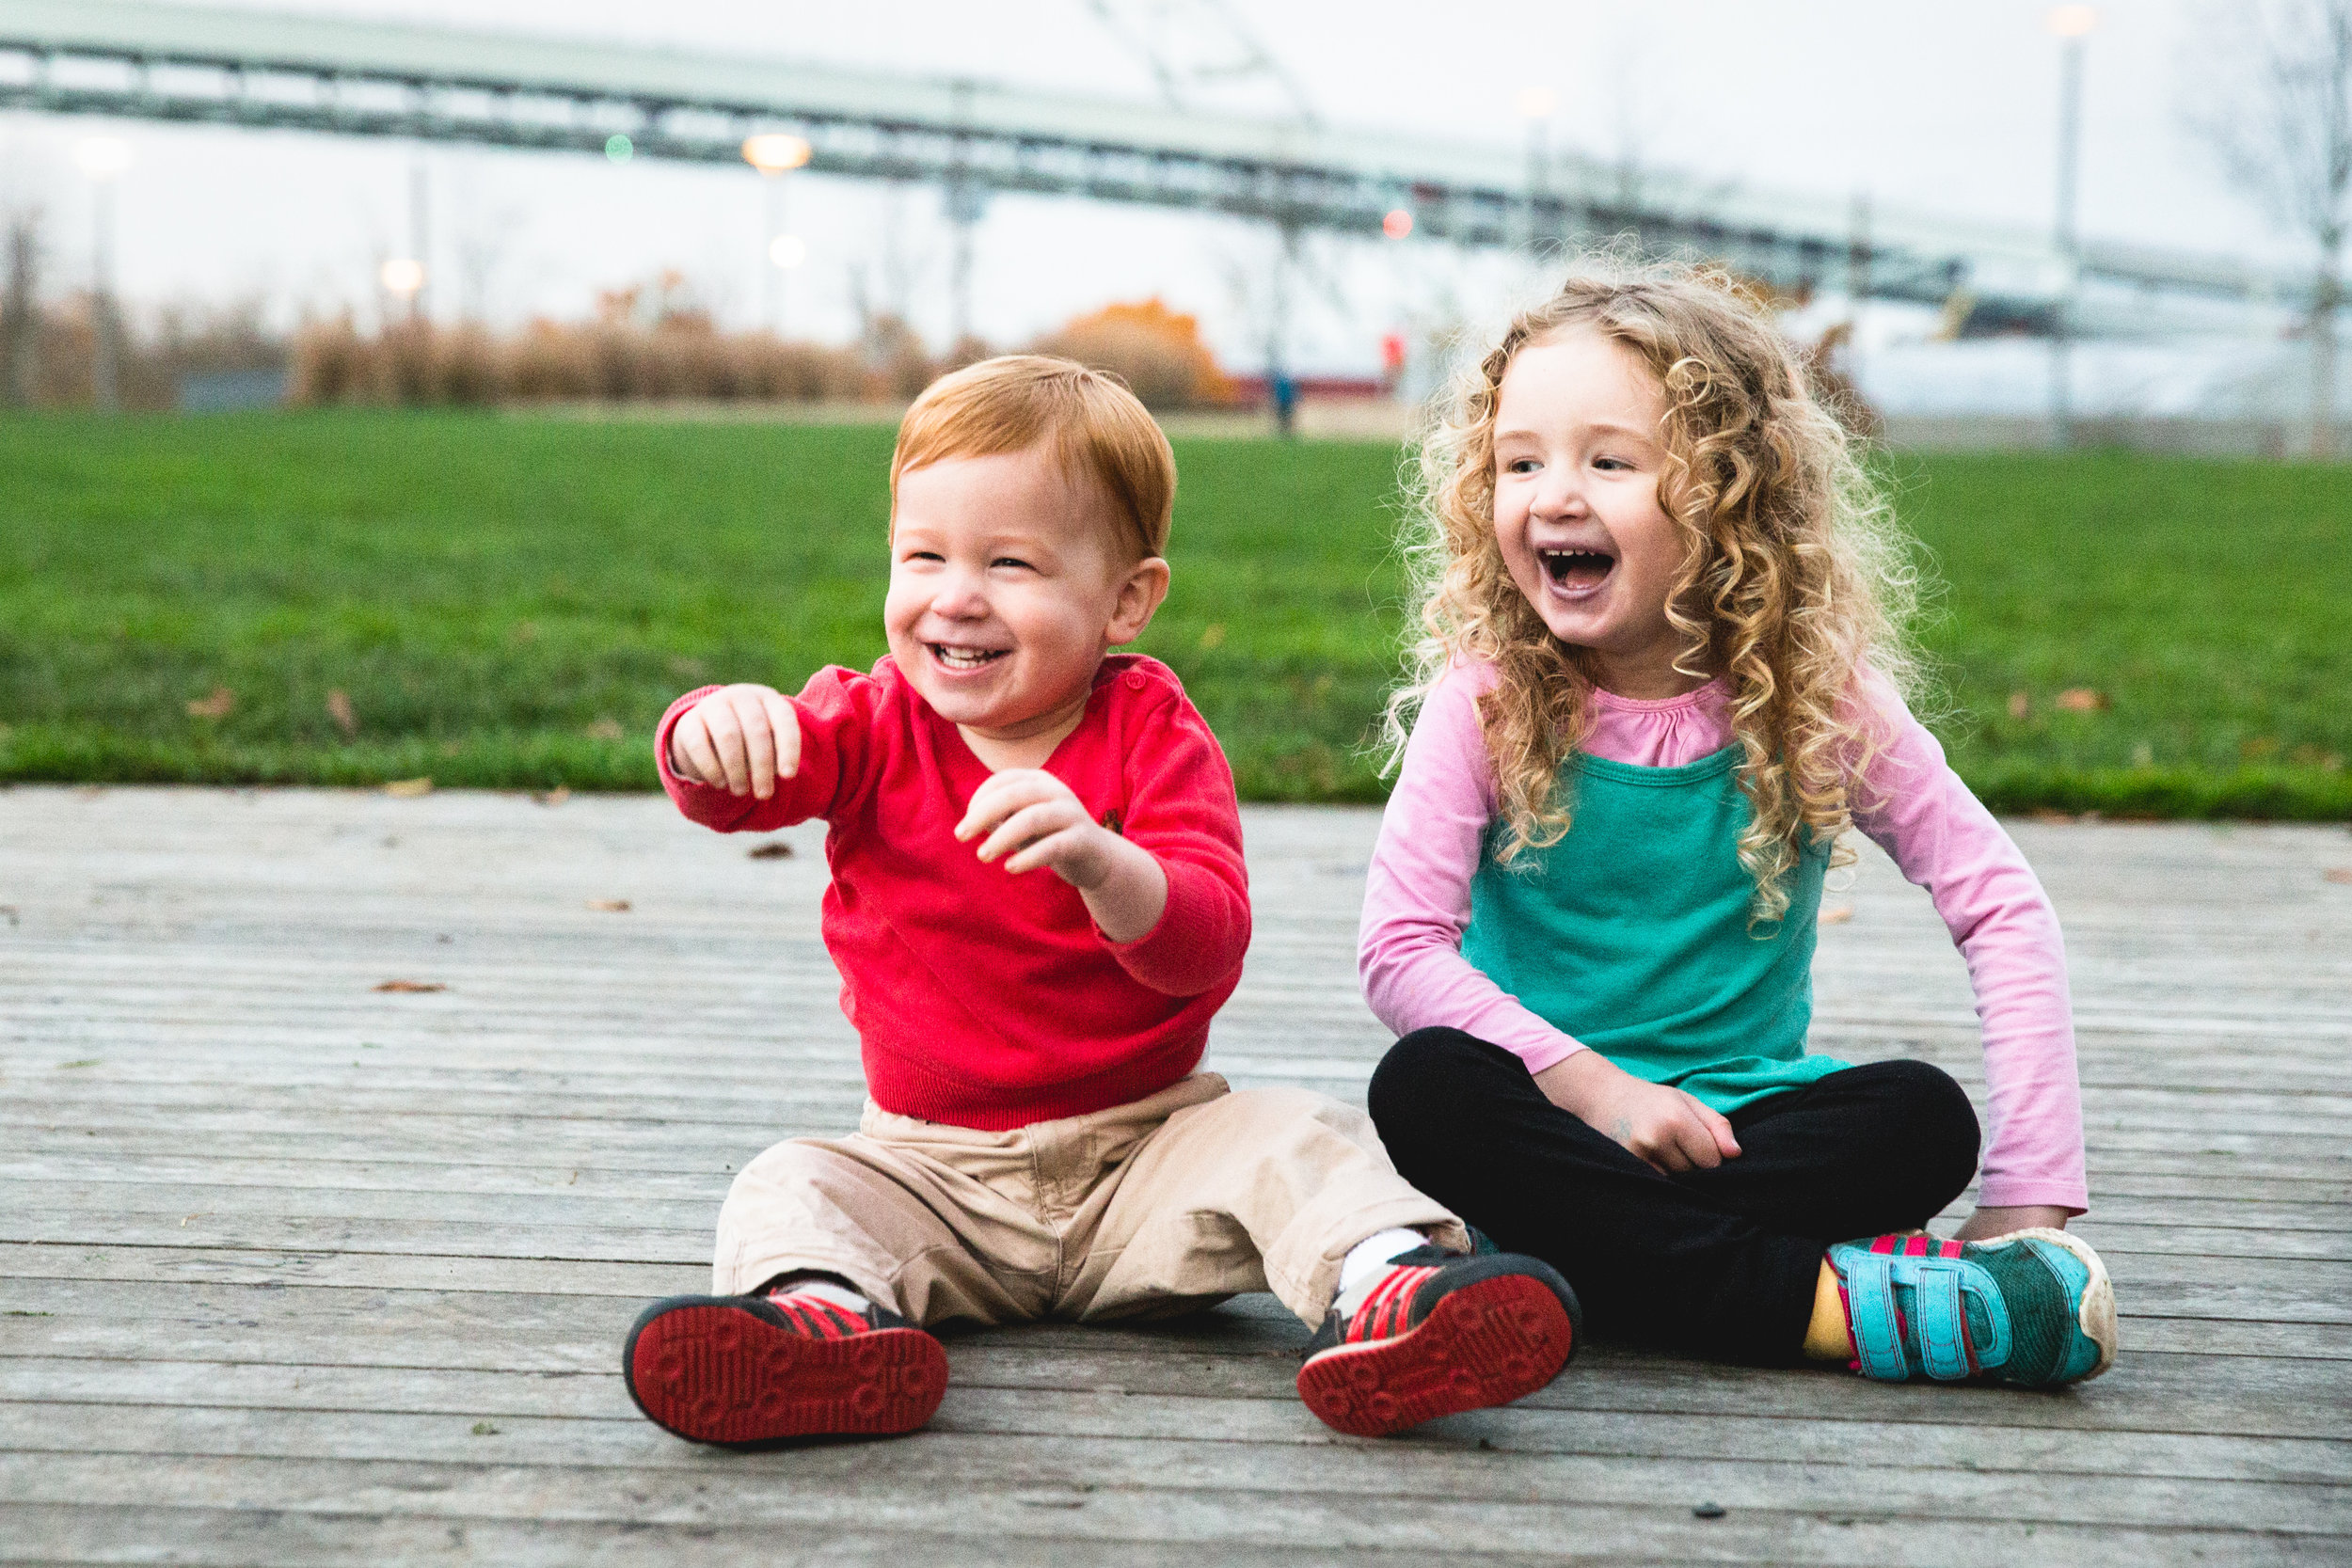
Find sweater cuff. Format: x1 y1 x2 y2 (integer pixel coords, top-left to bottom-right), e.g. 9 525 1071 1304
1104 857 1247 997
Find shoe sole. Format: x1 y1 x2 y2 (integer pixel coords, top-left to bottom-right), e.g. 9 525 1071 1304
1295 1273 1576 1437
1999 1227 2120 1383
623 1297 946 1445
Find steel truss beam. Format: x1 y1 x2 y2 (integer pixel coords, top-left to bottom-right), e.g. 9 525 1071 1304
0 23 1970 307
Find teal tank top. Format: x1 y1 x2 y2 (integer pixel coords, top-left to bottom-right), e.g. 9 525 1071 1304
1460 744 1846 1114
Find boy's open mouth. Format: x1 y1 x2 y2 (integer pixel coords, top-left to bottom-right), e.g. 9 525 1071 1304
1538 547 1616 592
930 643 1009 671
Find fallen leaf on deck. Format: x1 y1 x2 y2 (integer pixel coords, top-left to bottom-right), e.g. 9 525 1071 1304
1818 904 1855 926
186 687 235 720
748 841 794 860
373 979 447 993
470 1421 500 1436
2054 689 2109 712
533 785 571 806
384 777 434 798
326 689 358 736
2325 868 2352 885
586 898 631 912
2007 691 2030 719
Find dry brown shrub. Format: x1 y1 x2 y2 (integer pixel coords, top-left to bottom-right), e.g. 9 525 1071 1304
290 315 370 404
1030 298 1237 410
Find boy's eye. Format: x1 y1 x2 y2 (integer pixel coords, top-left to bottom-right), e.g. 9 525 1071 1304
991 557 1032 571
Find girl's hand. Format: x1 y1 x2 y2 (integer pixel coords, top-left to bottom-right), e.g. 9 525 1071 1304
1954 1205 2071 1241
670 684 801 799
955 769 1168 942
1533 1049 1742 1174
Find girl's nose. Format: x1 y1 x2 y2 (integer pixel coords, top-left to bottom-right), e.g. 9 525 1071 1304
1531 469 1585 519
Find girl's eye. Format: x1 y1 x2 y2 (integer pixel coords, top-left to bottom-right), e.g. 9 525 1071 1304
1504 457 1540 475
1593 456 1631 472
992 557 1032 571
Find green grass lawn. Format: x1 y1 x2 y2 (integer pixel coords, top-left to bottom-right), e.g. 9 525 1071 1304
1 411 2345 816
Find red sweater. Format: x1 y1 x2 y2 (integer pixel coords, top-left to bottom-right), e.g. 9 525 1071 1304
656 655 1251 1130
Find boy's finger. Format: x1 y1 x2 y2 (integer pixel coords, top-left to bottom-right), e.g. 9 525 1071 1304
708 712 751 795
734 700 776 800
956 775 1050 841
1003 826 1081 876
761 691 801 779
675 721 723 788
975 801 1070 864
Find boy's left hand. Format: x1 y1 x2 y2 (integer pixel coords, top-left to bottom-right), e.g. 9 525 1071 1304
955 769 1167 942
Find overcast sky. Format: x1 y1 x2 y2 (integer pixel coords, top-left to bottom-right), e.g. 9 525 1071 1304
0 0 2294 371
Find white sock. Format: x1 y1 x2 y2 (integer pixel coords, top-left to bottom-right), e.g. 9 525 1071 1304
1339 1228 1429 1295
770 1276 871 1315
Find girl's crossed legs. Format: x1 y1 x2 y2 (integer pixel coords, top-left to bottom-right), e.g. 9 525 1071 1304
1368 1027 1980 1366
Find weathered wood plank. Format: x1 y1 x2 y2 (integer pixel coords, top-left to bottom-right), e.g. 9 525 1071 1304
4 788 2346 1567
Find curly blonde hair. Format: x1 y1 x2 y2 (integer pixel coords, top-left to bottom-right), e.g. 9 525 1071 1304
1385 259 1927 923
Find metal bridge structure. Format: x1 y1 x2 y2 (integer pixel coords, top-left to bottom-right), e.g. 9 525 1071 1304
0 0 2298 334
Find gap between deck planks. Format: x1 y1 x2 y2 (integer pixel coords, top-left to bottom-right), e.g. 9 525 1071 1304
3 786 2349 1565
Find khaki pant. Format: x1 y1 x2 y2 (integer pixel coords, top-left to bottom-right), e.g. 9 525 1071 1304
713 1073 1465 1329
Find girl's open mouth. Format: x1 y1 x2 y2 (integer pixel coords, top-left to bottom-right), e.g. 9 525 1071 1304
930 643 1009 672
1538 547 1615 592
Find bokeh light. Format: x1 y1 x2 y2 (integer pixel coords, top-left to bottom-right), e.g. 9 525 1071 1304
1382 209 1413 240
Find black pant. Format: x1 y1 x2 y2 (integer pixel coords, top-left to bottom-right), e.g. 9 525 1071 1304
1368 1028 1981 1365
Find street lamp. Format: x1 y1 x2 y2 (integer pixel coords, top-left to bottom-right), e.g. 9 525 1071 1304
2047 5 2095 448
1516 88 1557 252
73 135 131 412
380 257 427 300
742 133 813 334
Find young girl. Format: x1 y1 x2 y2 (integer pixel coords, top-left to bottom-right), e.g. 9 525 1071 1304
1359 264 2117 1386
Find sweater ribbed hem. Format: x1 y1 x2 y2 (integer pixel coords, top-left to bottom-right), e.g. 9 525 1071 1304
863 1032 1210 1132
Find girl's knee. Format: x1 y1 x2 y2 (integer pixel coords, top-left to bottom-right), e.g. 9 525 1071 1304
1367 1027 1488 1132
1873 1059 1982 1196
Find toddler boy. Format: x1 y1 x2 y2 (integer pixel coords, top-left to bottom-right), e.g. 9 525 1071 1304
621 356 1579 1442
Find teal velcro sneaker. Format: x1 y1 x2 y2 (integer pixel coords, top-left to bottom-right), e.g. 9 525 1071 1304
1825 1229 2118 1387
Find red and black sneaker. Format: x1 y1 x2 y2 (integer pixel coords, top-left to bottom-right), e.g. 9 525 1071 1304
622 1286 947 1446
1296 1245 1581 1437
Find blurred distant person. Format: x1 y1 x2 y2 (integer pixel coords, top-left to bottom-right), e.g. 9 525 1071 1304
620 356 1580 1447
1359 262 2117 1390
1271 366 1299 438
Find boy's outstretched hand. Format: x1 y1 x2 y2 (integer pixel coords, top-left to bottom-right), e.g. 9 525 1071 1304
671 684 802 799
956 769 1168 943
1534 1048 1743 1175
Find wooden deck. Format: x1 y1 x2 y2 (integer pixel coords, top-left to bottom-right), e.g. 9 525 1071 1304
2 784 2346 1565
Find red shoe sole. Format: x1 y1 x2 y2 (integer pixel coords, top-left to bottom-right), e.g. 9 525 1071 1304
1296 1273 1574 1437
626 1302 946 1445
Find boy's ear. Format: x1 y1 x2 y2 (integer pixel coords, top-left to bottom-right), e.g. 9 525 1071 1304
1106 556 1172 647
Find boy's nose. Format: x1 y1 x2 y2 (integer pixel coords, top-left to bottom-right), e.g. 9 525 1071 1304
930 569 991 617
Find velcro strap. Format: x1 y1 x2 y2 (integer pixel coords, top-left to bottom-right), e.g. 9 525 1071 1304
1837 1250 1913 1382
1911 1264 1973 1381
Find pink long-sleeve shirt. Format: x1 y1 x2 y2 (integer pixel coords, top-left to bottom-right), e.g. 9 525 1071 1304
1359 662 2088 1213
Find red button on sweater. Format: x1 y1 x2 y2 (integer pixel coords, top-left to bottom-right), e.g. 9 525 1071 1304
656 654 1251 1131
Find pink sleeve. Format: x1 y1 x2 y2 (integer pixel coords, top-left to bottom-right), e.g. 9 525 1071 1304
1358 665 1588 1076
1848 676 2089 1214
